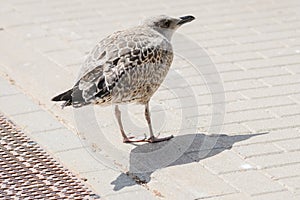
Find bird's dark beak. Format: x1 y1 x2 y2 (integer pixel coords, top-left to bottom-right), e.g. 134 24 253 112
177 15 195 25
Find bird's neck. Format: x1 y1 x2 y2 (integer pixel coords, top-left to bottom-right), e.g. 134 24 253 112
153 28 175 41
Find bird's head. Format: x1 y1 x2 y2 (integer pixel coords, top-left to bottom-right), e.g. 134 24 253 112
142 15 195 40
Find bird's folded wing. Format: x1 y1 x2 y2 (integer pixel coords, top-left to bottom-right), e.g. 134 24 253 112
71 28 172 105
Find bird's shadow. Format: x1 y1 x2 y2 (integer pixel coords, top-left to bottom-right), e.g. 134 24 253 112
111 132 266 191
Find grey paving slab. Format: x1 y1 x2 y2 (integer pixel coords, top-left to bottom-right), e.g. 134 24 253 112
236 128 300 146
223 79 266 92
10 110 64 133
201 150 255 174
221 67 290 82
285 64 300 74
103 190 158 200
274 138 300 152
54 148 109 173
210 40 285 55
45 49 84 67
251 190 299 200
200 193 251 200
278 177 300 194
221 171 285 195
30 128 85 153
245 115 300 132
247 151 300 169
241 84 300 99
235 55 300 70
25 36 71 53
291 93 300 103
223 109 273 124
147 164 237 200
0 77 20 96
264 163 300 180
233 143 283 158
0 93 41 116
267 104 300 117
226 96 295 113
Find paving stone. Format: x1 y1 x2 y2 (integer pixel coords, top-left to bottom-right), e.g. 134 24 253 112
252 190 299 200
275 138 300 152
245 115 300 132
215 63 243 73
45 49 84 66
235 55 300 70
201 150 255 174
195 38 236 48
221 171 284 195
31 128 84 153
262 74 300 86
0 2 14 14
147 164 237 200
223 52 263 62
267 104 300 117
0 93 41 116
103 190 158 200
236 128 300 146
211 40 285 55
55 148 108 173
223 79 266 92
0 77 20 96
233 143 283 158
198 192 251 200
233 30 299 44
282 37 300 48
260 47 300 58
10 110 64 133
8 24 48 39
0 11 31 27
190 28 255 41
0 33 74 104
247 151 300 169
241 84 300 99
285 64 300 74
291 93 300 103
221 67 290 82
278 177 300 193
264 163 300 179
224 109 273 124
26 36 71 53
199 123 252 135
226 96 295 113
224 91 247 102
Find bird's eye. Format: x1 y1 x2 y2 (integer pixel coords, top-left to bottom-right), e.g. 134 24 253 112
163 20 171 27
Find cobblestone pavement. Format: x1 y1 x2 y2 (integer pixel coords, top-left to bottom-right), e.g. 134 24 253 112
0 0 300 199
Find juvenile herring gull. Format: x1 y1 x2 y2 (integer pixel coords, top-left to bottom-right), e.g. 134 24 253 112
52 15 195 143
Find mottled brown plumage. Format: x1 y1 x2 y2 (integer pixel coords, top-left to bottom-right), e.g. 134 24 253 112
52 15 195 143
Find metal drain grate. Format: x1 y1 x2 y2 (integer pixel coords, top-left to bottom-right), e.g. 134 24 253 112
0 113 100 199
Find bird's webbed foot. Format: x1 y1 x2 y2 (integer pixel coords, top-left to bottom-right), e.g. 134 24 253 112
146 135 174 143
123 135 148 143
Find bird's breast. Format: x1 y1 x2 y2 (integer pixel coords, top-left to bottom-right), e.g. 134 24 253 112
110 60 171 104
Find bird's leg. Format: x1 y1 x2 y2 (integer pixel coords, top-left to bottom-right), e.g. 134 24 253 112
144 102 173 143
114 105 128 141
114 105 146 143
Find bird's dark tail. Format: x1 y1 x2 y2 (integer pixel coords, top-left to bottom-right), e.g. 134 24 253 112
51 89 73 108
